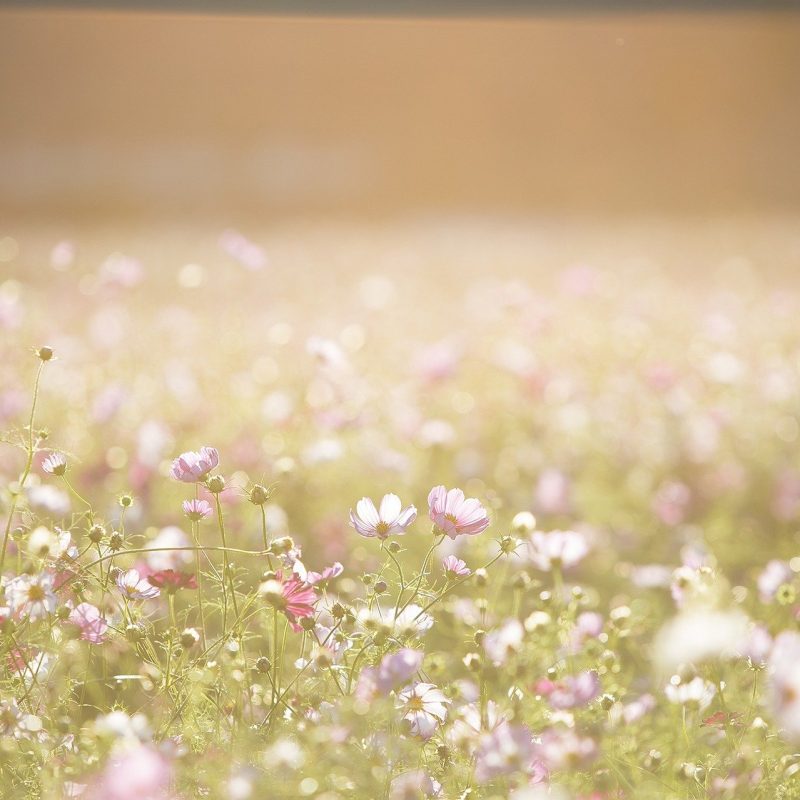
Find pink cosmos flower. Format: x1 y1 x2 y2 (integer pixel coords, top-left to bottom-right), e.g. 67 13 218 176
474 724 537 784
86 744 173 800
532 727 598 771
68 603 108 644
350 494 417 539
535 670 600 709
653 480 691 526
357 648 425 701
525 530 589 571
535 468 571 515
306 562 343 586
396 682 450 739
182 498 213 521
768 631 800 739
147 569 197 592
41 452 68 476
116 569 160 600
442 555 471 579
427 486 490 539
261 572 318 632
389 770 442 799
169 447 219 483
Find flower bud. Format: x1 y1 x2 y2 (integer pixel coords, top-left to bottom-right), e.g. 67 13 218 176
269 536 294 556
249 484 271 506
180 628 200 649
36 346 54 362
373 580 388 594
256 656 272 673
206 475 226 494
388 541 401 554
88 524 106 544
118 494 134 509
300 616 316 632
109 531 124 551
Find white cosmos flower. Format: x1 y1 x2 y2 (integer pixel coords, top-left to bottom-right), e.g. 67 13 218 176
5 573 57 621
397 682 450 739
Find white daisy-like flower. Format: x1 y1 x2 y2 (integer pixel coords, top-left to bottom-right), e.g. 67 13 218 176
5 573 57 620
396 682 450 739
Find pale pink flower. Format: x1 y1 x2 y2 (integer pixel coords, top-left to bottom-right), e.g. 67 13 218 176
350 494 417 539
169 446 219 482
389 770 442 799
532 727 598 771
306 562 343 586
182 498 212 521
116 569 160 600
41 451 68 476
474 724 536 784
442 555 471 579
653 480 691 526
535 468 571 515
768 631 800 739
758 560 793 603
535 670 600 709
483 619 524 665
87 744 172 800
396 682 450 739
427 486 490 539
525 530 588 571
68 603 108 644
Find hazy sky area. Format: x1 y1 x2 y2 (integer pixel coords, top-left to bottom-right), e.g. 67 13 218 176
1 10 799 221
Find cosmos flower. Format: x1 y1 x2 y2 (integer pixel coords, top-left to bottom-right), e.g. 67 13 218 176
115 569 160 600
182 498 213 521
357 648 424 700
389 770 443 799
41 452 68 476
525 530 588 571
535 670 601 709
442 555 471 579
349 494 417 539
665 676 716 710
396 682 450 739
306 562 343 586
768 631 800 739
260 572 318 632
68 602 108 644
169 446 219 482
474 724 537 784
147 569 197 592
5 573 57 620
483 619 524 666
532 727 598 771
86 744 173 800
427 486 490 539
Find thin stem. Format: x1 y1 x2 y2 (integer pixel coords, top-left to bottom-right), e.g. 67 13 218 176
0 361 44 575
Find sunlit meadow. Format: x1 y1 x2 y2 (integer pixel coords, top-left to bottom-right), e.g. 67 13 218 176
2 220 800 799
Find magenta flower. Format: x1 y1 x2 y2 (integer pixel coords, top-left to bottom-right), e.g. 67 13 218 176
115 569 160 600
182 498 213 521
349 494 417 539
427 485 490 539
442 555 471 579
169 446 219 483
68 602 108 644
261 572 318 632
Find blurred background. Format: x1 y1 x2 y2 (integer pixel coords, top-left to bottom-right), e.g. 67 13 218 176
1 8 799 222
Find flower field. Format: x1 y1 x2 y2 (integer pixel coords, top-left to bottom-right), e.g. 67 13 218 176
2 220 800 799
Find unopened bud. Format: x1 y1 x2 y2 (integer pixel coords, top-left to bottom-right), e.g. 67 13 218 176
206 475 226 494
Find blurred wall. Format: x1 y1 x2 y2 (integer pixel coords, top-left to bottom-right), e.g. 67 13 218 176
1 10 799 219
